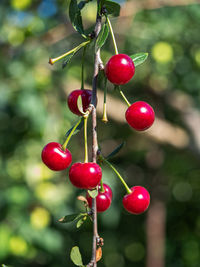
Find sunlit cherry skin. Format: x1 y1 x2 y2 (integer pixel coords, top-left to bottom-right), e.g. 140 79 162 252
123 186 150 215
105 54 135 85
125 101 155 131
86 183 113 213
67 89 92 116
69 162 102 190
41 142 72 171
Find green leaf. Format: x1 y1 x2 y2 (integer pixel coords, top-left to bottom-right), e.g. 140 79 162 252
76 216 87 228
87 188 98 198
2 265 9 267
104 0 121 17
58 213 82 223
77 95 85 115
70 246 83 266
130 53 148 67
65 118 84 137
106 142 125 159
69 0 86 37
95 23 109 52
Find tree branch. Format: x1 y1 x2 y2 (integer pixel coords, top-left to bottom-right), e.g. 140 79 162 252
87 1 102 266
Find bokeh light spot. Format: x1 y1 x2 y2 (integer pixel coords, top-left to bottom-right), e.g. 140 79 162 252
152 42 173 63
8 28 24 46
11 0 31 10
124 242 145 262
30 207 51 229
9 236 28 256
173 182 192 202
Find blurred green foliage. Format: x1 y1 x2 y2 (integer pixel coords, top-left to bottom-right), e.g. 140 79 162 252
0 0 200 266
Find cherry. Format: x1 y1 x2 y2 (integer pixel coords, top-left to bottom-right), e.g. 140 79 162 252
67 89 92 116
123 186 150 215
69 162 102 189
86 183 112 212
125 101 155 131
41 142 72 171
105 54 135 85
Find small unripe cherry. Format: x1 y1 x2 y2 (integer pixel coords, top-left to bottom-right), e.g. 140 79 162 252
125 101 155 131
86 183 112 213
105 54 135 85
67 89 92 116
41 142 72 171
123 186 150 214
69 162 102 190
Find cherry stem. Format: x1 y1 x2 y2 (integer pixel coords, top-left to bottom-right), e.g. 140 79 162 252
101 156 132 194
62 118 82 150
106 16 119 55
100 179 105 193
49 40 91 65
102 78 108 123
118 87 131 107
84 115 89 163
81 45 87 90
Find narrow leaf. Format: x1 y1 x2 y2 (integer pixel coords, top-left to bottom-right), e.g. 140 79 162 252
2 265 9 267
76 216 87 228
87 188 98 198
130 53 148 67
106 142 125 159
77 95 85 115
96 247 102 262
70 246 83 266
95 23 109 52
104 0 121 17
65 118 84 137
58 213 82 223
69 0 86 37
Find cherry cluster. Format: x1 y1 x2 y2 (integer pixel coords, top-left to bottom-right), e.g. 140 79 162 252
41 53 154 215
105 54 155 131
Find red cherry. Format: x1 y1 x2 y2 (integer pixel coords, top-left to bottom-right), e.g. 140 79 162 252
86 183 113 213
41 142 72 171
123 186 150 215
105 54 135 85
67 89 92 116
69 162 102 189
101 183 113 199
125 101 155 131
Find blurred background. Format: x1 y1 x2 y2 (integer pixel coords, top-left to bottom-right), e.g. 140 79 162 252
0 0 200 266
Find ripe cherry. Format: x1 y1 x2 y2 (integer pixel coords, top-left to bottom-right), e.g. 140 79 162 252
105 54 135 85
86 183 112 212
41 142 72 171
67 89 92 116
69 162 102 189
123 186 150 214
125 101 155 131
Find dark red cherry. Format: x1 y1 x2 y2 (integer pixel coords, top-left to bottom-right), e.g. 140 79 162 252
125 101 155 131
105 54 135 85
86 183 112 213
69 162 102 190
41 142 72 171
67 89 92 116
123 186 150 215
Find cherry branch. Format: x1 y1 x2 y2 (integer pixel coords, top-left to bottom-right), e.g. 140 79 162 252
87 1 102 266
